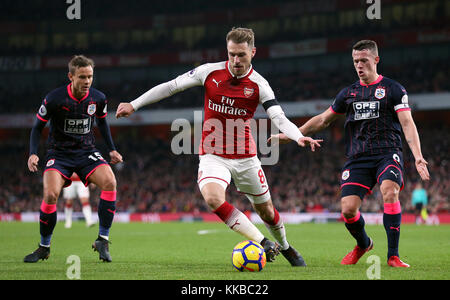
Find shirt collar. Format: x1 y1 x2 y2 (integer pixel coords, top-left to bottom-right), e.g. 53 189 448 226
226 61 253 79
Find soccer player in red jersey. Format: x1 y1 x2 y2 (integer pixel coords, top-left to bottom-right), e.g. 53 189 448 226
271 40 430 267
24 55 123 263
116 27 322 266
63 173 95 228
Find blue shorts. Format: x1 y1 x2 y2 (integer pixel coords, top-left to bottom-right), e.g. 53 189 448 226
43 149 109 187
340 152 404 200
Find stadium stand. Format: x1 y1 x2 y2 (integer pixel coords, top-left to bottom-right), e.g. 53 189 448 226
0 120 448 215
0 0 448 218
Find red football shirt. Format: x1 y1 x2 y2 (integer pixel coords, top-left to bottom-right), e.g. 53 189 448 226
181 61 276 159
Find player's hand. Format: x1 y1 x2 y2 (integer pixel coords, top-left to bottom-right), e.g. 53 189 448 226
115 103 135 118
267 133 291 146
297 137 323 152
28 154 39 172
415 157 430 181
109 150 123 165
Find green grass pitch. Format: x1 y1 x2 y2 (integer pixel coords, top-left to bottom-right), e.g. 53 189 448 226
0 222 448 280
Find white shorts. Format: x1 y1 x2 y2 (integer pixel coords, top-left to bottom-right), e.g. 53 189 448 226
197 154 271 204
63 181 90 199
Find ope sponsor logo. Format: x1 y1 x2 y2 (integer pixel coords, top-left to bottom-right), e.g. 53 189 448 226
64 118 91 134
353 101 380 120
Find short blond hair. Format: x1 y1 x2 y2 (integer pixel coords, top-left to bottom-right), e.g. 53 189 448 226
226 27 255 48
68 55 95 74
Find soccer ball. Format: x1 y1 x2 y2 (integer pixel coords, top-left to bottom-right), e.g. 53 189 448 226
231 240 266 272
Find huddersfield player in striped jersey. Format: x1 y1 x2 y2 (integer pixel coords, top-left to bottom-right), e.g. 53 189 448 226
24 55 123 263
271 40 430 267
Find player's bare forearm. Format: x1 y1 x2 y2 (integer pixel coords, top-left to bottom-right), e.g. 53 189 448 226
299 116 327 136
403 123 429 178
398 111 424 161
403 123 423 160
299 109 337 136
399 112 430 180
269 108 337 145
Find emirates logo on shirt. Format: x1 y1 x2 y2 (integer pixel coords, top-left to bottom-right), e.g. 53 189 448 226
208 97 248 116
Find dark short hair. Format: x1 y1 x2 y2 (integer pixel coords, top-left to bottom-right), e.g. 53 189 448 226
226 27 255 48
68 55 95 74
352 40 378 56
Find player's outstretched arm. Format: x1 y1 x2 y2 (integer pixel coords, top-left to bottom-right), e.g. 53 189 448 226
116 69 204 118
297 136 323 152
398 110 430 181
115 80 177 118
268 107 338 147
265 104 323 152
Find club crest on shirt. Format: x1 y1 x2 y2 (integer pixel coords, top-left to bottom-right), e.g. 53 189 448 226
374 87 385 99
342 169 350 181
87 103 96 115
46 159 55 167
243 87 254 98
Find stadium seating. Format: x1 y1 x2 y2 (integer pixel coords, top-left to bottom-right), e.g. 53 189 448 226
0 0 448 216
0 122 447 215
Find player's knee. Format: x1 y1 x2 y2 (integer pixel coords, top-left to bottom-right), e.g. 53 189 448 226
201 183 226 210
98 175 116 191
341 199 359 219
254 202 274 222
381 188 398 203
104 178 117 191
258 209 275 223
203 194 224 210
44 190 59 205
342 208 359 220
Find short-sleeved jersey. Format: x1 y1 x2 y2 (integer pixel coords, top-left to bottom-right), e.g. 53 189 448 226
331 75 410 158
36 83 108 152
175 61 275 159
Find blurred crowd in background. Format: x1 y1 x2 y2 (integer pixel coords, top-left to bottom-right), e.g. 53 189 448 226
1 0 449 113
1 58 448 114
0 123 448 215
0 0 448 216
